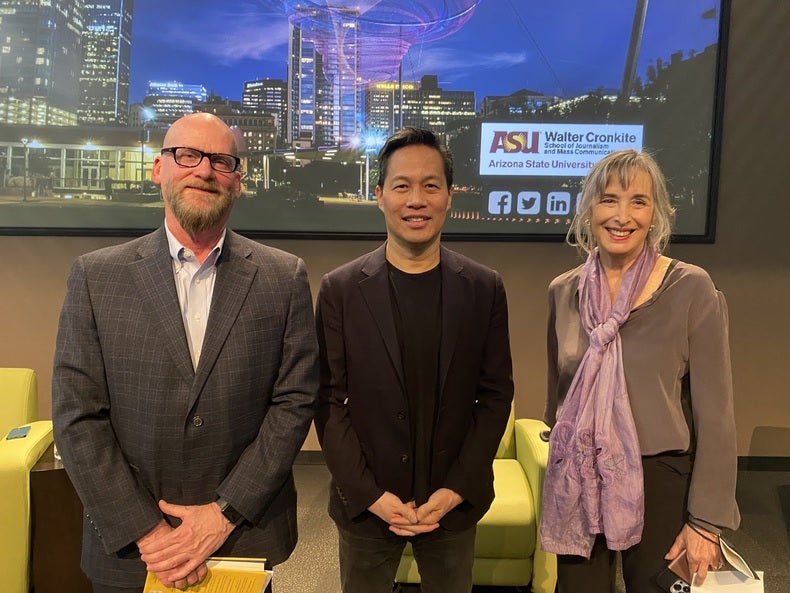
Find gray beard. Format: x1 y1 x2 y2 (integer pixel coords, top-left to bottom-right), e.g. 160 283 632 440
170 195 230 234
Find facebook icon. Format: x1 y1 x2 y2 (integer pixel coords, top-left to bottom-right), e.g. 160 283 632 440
488 191 512 215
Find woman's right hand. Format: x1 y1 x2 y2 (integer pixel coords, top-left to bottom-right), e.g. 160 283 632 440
664 523 724 585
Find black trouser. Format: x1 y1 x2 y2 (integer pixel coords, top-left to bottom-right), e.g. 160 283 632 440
556 452 693 593
91 583 141 593
337 524 476 593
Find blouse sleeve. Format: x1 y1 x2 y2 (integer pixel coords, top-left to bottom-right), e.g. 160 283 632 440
685 270 740 531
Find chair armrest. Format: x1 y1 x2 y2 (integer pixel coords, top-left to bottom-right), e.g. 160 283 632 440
0 421 53 470
0 368 38 436
514 418 556 593
514 418 549 504
0 420 54 593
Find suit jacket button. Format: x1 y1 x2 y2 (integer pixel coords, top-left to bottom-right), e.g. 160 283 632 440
192 415 203 427
400 454 409 463
397 410 406 420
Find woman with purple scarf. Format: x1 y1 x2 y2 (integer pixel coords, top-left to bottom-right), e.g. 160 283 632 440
541 149 740 592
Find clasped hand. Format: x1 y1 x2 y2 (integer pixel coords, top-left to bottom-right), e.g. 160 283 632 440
368 488 463 536
137 499 235 589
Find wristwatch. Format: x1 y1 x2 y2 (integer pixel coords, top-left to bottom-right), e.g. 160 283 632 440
215 497 244 526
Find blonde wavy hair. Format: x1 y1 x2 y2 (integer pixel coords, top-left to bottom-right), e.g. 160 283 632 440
568 149 676 255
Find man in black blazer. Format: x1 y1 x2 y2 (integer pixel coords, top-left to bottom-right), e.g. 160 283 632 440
315 127 514 593
52 113 318 592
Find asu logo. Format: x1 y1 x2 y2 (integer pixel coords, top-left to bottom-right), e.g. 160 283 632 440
489 131 540 154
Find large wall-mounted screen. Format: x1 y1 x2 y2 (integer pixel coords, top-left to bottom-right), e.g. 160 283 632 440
0 0 729 240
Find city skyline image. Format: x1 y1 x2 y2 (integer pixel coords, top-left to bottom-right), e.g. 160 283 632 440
0 0 728 238
129 0 719 105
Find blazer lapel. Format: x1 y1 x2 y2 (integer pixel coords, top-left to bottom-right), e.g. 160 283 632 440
129 228 194 384
359 246 406 391
191 232 257 404
438 247 465 399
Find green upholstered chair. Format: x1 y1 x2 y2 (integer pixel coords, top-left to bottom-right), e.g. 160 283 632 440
395 411 557 593
0 368 54 593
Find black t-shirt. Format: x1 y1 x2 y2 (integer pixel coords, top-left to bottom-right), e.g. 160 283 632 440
388 262 442 505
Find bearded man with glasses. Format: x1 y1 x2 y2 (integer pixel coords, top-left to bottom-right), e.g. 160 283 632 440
52 113 318 593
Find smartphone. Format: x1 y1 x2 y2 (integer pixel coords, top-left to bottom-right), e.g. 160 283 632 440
655 567 690 593
6 425 31 439
668 549 692 583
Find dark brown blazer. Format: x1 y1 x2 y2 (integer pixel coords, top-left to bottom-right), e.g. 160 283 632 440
315 244 513 536
52 227 318 587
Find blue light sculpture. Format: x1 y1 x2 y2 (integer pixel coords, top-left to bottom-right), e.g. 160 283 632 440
264 0 480 83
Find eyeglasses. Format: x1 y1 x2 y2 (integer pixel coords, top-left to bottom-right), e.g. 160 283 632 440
160 147 240 173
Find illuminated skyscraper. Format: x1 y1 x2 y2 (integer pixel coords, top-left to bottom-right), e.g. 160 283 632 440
143 81 207 123
243 79 288 147
365 75 475 136
147 81 207 103
80 0 134 125
287 9 361 148
364 80 419 134
197 94 278 154
399 75 476 133
287 26 316 147
0 0 84 125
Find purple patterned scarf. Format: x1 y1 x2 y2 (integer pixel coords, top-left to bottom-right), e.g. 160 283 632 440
541 245 659 557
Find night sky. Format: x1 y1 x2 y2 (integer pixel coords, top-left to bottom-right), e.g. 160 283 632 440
129 0 721 104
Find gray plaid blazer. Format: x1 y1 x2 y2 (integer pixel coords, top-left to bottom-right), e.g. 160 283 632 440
53 226 318 587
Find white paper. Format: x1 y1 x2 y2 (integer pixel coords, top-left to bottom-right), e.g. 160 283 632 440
719 538 757 580
691 570 763 592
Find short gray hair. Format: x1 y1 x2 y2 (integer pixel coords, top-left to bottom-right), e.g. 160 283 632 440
567 149 675 255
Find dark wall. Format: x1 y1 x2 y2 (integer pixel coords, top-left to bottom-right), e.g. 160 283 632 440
1 0 788 455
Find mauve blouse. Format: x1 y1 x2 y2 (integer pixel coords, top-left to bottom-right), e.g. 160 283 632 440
545 259 740 531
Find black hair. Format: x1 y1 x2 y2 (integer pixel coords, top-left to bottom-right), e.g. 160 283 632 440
375 126 453 189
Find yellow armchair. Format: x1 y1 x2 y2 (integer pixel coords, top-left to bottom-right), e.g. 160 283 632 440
0 368 54 593
396 412 557 593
